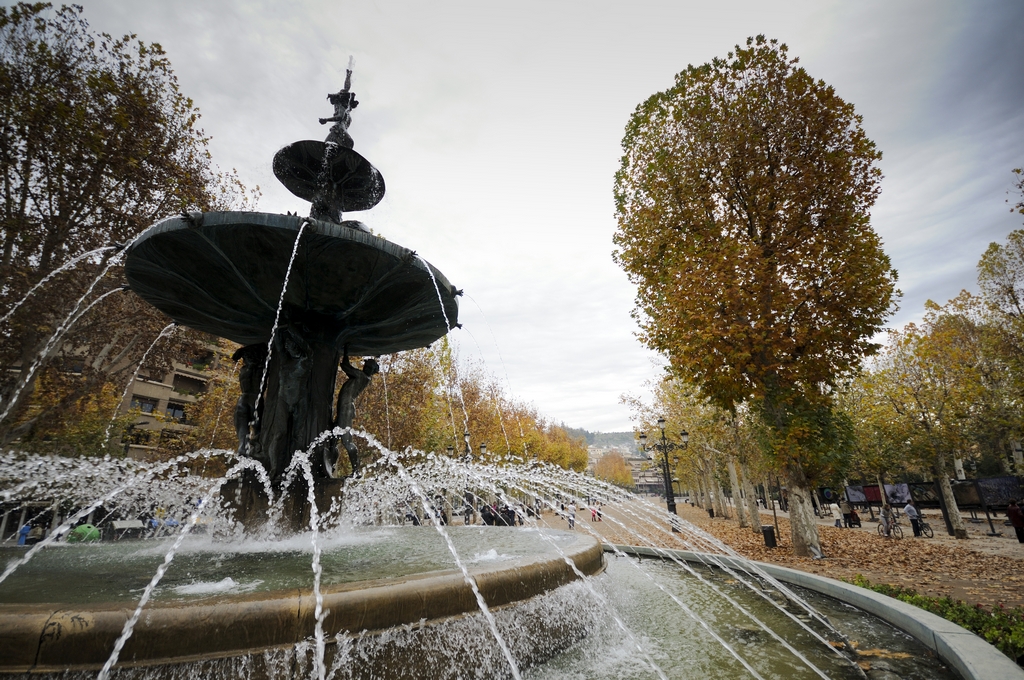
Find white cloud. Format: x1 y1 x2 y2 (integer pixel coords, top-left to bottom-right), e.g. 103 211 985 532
58 0 1024 431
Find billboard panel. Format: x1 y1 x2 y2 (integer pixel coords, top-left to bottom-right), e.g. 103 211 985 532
976 476 1023 507
845 485 866 503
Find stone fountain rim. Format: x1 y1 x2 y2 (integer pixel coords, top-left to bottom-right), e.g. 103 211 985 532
126 210 444 282
127 210 458 297
123 210 460 354
606 543 1023 680
0 531 603 673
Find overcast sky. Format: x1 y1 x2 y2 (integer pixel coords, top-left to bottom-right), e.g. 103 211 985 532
46 1 1024 432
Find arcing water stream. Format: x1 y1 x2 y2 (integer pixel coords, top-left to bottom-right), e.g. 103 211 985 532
0 434 958 679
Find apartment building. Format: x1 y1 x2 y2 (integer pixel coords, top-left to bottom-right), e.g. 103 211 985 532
119 347 222 460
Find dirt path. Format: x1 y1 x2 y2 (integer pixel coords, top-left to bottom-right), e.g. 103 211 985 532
540 499 1024 610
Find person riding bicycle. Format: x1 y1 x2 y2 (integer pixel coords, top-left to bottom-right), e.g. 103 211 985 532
880 505 895 537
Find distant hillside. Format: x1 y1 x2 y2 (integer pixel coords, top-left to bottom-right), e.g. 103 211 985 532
561 426 638 452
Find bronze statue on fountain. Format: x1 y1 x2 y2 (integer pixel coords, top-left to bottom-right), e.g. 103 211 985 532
123 67 459 526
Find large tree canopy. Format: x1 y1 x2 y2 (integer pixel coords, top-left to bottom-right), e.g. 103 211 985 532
613 36 897 556
0 3 251 444
613 36 897 410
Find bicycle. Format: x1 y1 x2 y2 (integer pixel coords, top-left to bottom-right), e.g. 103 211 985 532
877 511 903 539
906 515 934 538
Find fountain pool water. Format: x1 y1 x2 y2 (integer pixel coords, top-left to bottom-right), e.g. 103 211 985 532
0 527 587 605
0 448 969 680
0 520 959 680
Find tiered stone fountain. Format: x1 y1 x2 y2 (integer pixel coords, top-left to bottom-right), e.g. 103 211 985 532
124 69 460 525
0 70 1016 680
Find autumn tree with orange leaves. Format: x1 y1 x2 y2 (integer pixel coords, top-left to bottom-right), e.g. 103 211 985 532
613 36 898 557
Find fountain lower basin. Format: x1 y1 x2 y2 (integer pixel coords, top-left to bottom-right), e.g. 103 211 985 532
0 528 603 675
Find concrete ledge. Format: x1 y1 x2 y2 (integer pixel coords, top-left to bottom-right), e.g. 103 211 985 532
0 534 603 674
606 543 1024 680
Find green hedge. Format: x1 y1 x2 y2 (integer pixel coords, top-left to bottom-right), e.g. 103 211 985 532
845 575 1024 666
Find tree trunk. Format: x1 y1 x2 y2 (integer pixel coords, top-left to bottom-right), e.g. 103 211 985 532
785 460 823 558
740 460 762 534
727 455 747 527
706 463 726 518
716 482 730 519
952 455 966 481
935 452 969 539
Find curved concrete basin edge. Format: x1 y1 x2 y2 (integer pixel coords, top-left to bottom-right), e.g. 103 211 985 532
604 543 1023 680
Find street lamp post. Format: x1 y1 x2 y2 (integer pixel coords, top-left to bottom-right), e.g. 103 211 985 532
639 417 688 531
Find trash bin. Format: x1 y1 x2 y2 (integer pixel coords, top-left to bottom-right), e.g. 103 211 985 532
707 508 715 519
761 525 777 548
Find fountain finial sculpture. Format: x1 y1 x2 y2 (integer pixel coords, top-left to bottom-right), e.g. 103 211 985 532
124 69 459 496
273 63 384 226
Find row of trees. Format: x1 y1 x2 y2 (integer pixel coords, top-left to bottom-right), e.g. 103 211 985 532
614 35 1022 554
624 223 1024 547
0 3 253 447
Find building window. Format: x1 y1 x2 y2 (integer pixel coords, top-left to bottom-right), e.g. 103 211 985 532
131 397 158 414
128 429 152 445
185 351 216 370
166 402 186 423
172 374 206 396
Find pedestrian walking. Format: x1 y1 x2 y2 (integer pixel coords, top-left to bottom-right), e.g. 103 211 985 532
904 501 922 537
839 498 853 528
591 507 597 522
1007 499 1024 544
568 504 576 530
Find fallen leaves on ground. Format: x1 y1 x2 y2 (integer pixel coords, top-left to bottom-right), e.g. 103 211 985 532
576 503 1024 610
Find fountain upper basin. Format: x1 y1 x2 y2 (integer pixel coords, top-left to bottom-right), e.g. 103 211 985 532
124 211 460 355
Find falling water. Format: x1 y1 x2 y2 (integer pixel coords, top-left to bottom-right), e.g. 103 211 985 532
380 363 393 449
595 491 853 666
416 254 473 443
462 326 512 455
0 285 125 425
538 465 841 631
523 478 833 679
576 469 843 636
0 448 220 586
203 359 243 479
250 220 310 448
464 460 770 679
0 245 118 327
384 450 856 678
102 322 178 445
453 458 670 680
97 457 271 680
465 293 530 457
507 462 864 676
294 452 328 680
383 446 523 680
